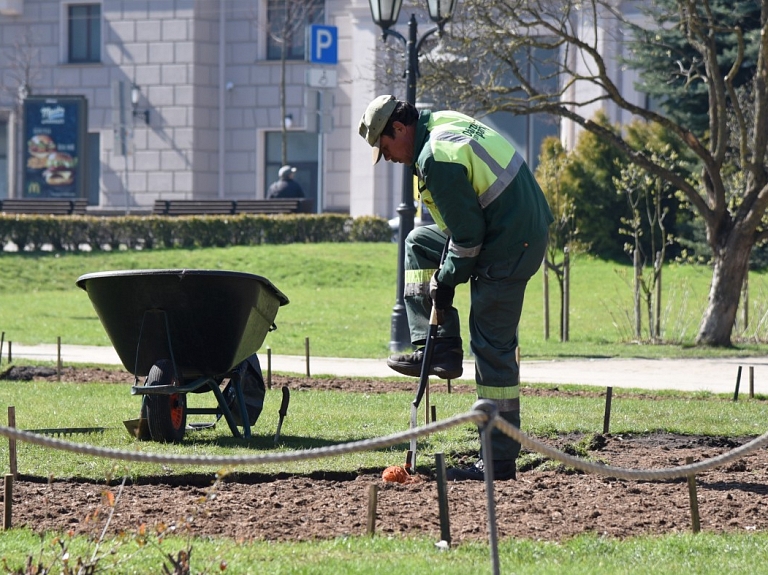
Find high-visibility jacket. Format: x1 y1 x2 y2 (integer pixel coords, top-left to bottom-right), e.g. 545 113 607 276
412 109 553 287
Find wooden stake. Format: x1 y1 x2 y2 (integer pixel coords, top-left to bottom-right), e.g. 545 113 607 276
447 379 451 394
57 336 62 381
0 331 4 367
686 456 701 533
7 341 11 363
431 405 437 423
543 258 550 340
733 366 742 401
304 337 310 378
366 483 378 537
7 407 16 479
435 453 451 545
602 387 613 435
3 474 12 530
749 366 754 399
266 348 272 390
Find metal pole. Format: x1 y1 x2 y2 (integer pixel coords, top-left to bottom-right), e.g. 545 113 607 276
317 90 324 214
389 17 419 351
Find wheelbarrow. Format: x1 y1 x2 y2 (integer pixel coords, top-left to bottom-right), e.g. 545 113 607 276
76 269 289 443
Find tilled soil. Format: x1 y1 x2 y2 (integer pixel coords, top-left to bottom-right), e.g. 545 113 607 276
4 366 768 543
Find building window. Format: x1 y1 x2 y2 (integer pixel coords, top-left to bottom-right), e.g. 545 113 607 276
68 4 101 63
267 0 324 61
265 131 317 206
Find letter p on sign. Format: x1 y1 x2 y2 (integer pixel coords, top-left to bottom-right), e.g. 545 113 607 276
307 24 338 65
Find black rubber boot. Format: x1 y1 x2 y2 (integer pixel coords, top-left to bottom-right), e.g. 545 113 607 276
387 337 463 379
446 459 516 481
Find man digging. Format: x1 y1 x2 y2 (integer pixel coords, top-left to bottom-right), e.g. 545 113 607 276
359 95 553 481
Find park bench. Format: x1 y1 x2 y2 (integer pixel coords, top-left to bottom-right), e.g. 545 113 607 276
152 198 313 216
0 198 88 215
152 200 237 216
235 199 313 214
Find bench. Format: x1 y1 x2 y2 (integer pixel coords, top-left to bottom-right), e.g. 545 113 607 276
236 199 313 214
152 198 313 216
152 200 237 216
0 198 88 215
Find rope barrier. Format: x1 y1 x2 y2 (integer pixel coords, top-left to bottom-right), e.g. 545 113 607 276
1 407 767 480
0 411 483 467
493 417 768 481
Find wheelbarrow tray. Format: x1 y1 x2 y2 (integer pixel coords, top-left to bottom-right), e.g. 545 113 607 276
76 269 289 378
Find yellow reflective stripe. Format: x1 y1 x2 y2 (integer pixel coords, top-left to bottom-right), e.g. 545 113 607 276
419 188 448 231
405 269 435 285
476 384 520 400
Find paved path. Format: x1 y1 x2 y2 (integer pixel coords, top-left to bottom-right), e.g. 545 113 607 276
6 343 768 396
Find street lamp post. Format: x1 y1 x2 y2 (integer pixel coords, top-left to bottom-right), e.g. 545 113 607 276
368 0 457 352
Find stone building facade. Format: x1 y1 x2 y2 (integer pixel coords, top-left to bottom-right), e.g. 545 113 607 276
0 0 645 219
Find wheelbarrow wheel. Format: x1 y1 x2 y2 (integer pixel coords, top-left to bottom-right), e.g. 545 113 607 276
145 359 187 443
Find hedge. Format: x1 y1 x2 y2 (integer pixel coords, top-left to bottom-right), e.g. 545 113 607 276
0 213 394 252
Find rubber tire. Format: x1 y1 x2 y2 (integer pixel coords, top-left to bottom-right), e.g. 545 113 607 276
145 359 187 443
226 356 266 426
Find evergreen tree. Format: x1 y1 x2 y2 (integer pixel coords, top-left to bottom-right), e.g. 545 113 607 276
625 0 761 135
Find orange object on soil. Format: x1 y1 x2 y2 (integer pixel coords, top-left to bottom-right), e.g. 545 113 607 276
382 465 422 484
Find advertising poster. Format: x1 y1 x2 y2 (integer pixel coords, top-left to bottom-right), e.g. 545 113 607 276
23 96 87 199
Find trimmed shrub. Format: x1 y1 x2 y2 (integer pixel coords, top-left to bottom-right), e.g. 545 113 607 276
0 213 391 251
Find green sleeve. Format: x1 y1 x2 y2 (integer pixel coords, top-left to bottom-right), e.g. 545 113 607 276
421 157 485 287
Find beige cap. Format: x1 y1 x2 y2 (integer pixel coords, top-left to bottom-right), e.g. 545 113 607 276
278 165 296 178
358 95 397 164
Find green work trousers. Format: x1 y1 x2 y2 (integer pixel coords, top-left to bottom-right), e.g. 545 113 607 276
403 224 547 461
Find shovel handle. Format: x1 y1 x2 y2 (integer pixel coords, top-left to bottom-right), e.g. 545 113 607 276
412 236 451 409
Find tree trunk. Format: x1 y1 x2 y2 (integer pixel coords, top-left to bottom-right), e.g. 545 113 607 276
695 232 752 346
633 247 641 340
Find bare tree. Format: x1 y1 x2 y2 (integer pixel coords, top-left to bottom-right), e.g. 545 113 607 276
535 136 576 341
1 27 40 197
615 154 673 342
420 0 768 347
267 0 322 165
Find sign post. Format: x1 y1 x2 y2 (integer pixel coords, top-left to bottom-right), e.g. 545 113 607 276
305 24 338 214
306 24 338 65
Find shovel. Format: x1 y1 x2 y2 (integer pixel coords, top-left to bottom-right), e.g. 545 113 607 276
407 237 451 473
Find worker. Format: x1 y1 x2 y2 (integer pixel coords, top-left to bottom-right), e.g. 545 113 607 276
358 95 553 481
267 165 305 199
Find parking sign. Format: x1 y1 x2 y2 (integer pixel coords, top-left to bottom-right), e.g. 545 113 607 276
307 24 338 65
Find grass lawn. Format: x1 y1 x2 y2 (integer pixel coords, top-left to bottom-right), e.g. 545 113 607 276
2 244 768 359
1 244 768 573
1 374 768 573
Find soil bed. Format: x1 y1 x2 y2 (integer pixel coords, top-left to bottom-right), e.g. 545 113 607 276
5 366 768 543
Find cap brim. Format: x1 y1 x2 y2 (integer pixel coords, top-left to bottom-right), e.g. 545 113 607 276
372 139 383 165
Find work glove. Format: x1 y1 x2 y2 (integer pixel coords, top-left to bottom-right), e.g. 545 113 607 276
429 272 455 325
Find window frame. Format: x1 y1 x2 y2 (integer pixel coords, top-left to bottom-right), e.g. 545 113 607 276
265 0 324 61
61 2 103 64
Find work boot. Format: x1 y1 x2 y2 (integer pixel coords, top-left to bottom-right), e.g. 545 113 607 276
387 337 463 379
446 459 516 481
